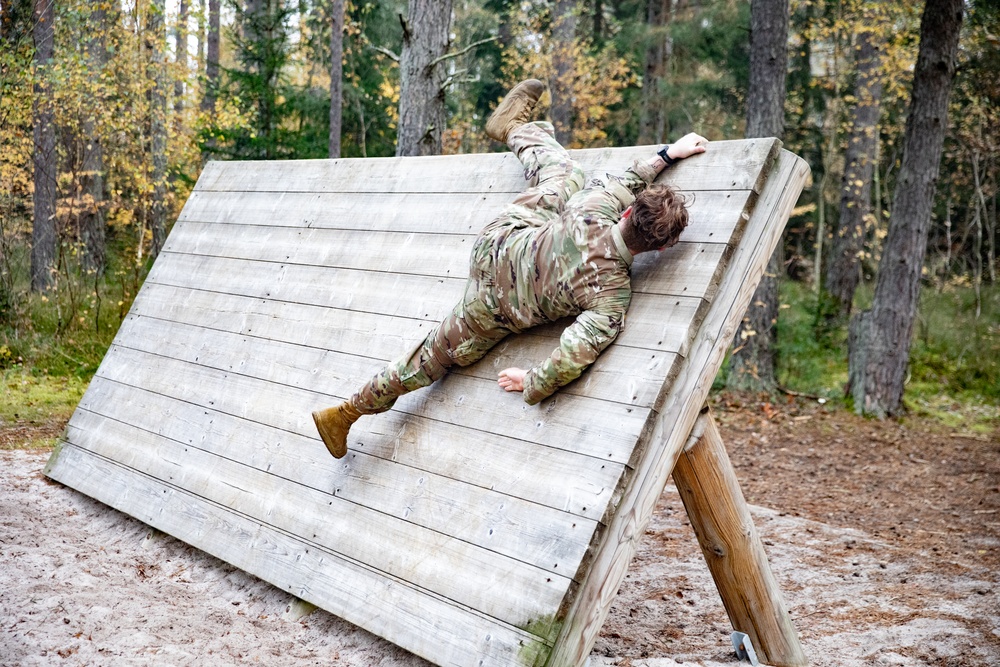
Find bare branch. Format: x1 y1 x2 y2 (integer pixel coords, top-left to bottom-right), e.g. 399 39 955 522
371 45 400 62
428 35 499 69
441 70 480 91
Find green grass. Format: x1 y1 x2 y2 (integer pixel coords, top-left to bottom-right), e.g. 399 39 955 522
1 237 146 429
769 279 999 433
775 280 850 400
1 369 87 424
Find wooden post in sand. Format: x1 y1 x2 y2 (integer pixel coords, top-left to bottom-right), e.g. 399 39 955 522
672 409 808 667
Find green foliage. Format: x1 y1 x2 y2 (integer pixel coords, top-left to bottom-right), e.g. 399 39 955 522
1 370 88 425
763 280 1000 422
1 232 144 382
774 280 849 400
202 0 299 159
910 284 1000 402
606 0 751 145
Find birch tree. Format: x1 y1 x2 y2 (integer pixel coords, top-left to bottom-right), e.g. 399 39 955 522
550 0 577 146
147 0 168 257
638 0 671 145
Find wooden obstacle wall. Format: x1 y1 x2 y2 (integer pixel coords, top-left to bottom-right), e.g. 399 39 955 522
45 140 810 667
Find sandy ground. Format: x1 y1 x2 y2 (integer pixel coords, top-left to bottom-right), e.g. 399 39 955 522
2 400 999 667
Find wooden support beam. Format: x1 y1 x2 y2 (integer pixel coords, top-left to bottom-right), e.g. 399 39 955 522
671 409 808 667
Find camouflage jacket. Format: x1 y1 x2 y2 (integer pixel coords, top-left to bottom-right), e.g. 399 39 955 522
489 159 660 404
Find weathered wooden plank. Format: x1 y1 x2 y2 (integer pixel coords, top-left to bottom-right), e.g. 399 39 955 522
163 220 728 301
194 139 778 195
547 149 811 667
75 376 601 577
128 281 703 356
47 137 802 667
115 304 677 407
80 372 622 525
673 411 807 667
147 253 466 321
94 342 647 469
61 408 572 630
45 444 553 667
164 221 476 279
176 189 755 245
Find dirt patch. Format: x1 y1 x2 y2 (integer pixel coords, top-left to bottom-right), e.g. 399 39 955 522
2 400 998 666
595 393 1000 666
0 416 64 450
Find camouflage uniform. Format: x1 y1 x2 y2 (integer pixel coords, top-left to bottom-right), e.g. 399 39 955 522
351 121 659 413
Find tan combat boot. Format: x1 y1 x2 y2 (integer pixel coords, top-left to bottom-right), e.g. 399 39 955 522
485 79 547 143
312 401 362 459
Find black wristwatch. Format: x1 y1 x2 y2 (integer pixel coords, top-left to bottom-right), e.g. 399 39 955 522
657 145 680 168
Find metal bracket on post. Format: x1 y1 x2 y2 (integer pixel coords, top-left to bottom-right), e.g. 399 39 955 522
732 631 760 666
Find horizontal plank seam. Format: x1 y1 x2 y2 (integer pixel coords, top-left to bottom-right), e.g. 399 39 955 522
156 248 728 298
185 188 754 199
54 438 556 650
192 185 755 195
70 403 580 586
178 218 480 238
130 294 693 357
172 220 742 255
93 346 633 475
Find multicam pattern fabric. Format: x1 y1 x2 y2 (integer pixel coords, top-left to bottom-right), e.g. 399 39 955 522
351 121 659 413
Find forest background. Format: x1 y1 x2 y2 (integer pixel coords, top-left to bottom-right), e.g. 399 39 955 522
1 0 998 440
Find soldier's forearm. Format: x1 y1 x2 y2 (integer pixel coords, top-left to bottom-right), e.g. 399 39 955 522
646 154 669 176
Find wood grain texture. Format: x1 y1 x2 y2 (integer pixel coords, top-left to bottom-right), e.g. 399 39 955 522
192 139 777 195
672 411 808 667
176 189 754 245
46 138 807 667
46 444 552 667
546 148 810 667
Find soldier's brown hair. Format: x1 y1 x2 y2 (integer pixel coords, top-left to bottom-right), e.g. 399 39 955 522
621 183 689 254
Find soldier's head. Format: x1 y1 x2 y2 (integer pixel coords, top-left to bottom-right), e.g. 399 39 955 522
620 183 689 255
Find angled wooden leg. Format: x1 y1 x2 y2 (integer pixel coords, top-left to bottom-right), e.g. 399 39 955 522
671 408 808 667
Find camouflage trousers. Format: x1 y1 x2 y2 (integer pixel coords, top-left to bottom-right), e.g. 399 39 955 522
350 122 586 414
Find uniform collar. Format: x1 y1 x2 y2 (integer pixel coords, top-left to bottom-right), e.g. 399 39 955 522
611 224 634 267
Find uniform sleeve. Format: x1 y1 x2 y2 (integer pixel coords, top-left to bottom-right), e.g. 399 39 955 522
522 288 630 405
567 159 660 224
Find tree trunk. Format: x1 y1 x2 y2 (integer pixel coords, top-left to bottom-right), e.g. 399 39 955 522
175 0 188 118
31 0 57 292
848 0 963 418
727 0 789 391
638 0 671 145
148 0 169 258
550 0 576 146
81 1 109 274
592 0 603 43
197 0 205 76
200 0 220 113
395 0 451 157
328 0 344 158
826 13 885 318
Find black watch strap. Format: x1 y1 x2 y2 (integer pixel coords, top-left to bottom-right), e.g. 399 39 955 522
657 146 680 167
